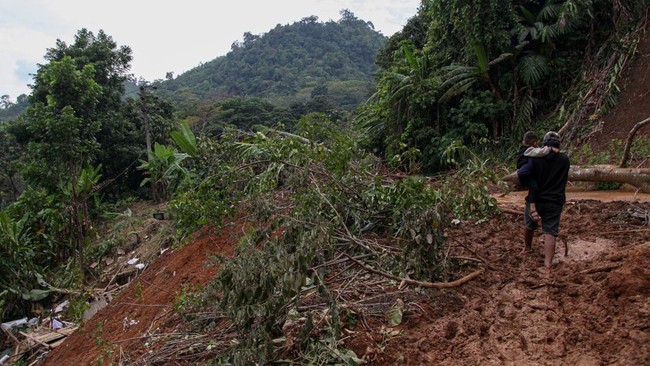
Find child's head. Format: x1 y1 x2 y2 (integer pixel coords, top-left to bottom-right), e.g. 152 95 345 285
522 131 538 147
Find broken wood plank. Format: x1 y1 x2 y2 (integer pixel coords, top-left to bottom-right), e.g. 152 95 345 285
19 331 51 350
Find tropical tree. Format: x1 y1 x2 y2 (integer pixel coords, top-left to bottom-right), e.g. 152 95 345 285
6 29 136 271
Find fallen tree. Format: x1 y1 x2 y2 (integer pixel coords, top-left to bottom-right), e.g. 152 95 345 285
503 165 650 193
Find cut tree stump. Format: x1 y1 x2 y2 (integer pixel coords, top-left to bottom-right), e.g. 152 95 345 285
503 165 650 193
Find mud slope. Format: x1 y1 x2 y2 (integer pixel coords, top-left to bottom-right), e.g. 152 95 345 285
588 31 650 151
40 221 243 366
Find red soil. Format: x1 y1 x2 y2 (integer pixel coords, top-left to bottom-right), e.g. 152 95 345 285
587 30 650 153
40 221 242 366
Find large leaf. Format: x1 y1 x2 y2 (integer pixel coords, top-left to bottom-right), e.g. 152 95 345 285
519 54 550 86
171 121 197 157
21 288 50 301
472 41 489 75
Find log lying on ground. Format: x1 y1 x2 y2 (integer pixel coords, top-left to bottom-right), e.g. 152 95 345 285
503 165 650 193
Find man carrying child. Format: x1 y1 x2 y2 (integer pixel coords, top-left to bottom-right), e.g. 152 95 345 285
517 131 570 269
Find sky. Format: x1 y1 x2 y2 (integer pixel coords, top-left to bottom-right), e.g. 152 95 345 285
0 0 420 101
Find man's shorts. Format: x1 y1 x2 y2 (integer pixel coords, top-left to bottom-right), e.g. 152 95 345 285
525 201 563 237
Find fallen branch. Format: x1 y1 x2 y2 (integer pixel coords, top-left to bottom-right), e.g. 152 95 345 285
500 207 523 216
344 254 485 289
620 116 650 168
579 263 622 275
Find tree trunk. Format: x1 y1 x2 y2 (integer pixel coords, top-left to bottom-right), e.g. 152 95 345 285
503 165 650 193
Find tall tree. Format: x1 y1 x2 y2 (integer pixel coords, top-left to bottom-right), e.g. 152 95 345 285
14 29 134 261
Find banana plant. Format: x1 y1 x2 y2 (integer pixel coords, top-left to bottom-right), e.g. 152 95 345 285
170 120 197 157
138 143 190 201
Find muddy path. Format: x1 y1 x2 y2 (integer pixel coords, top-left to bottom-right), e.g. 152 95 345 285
349 200 650 365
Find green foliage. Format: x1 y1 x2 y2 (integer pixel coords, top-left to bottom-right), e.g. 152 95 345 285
0 28 145 318
0 122 23 208
93 322 116 366
138 143 190 202
155 12 386 113
199 97 296 135
135 283 143 301
0 210 36 302
66 292 91 323
364 0 648 172
0 289 7 319
441 142 502 221
171 120 198 157
169 114 498 362
174 284 204 321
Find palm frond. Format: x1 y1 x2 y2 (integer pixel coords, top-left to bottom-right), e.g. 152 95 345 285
538 3 561 21
438 78 477 103
489 52 513 66
519 55 550 86
472 41 489 74
518 5 537 24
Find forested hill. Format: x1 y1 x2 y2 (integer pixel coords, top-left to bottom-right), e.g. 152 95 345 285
155 11 387 111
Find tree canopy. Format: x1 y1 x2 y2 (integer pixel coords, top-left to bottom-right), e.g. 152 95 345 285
154 10 386 113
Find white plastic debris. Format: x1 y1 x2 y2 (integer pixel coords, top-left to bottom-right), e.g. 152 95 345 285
127 257 139 265
54 300 70 313
134 263 145 270
123 317 139 329
51 318 63 330
0 318 27 331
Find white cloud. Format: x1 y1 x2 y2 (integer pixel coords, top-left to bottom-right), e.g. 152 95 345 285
0 0 420 99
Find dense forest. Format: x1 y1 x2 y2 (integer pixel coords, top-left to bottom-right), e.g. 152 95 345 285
154 10 386 113
0 1 648 364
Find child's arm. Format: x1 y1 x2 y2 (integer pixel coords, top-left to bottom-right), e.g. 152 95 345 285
524 146 551 157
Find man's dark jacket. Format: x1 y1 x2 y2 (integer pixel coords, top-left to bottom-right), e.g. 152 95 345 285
518 151 570 205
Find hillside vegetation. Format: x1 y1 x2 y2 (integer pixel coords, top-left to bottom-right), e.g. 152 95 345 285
155 10 386 112
0 1 649 365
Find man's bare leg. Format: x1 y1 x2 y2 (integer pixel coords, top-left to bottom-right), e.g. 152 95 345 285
522 228 534 253
544 233 556 268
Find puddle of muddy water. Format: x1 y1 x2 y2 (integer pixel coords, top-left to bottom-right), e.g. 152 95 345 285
496 190 650 206
556 238 615 263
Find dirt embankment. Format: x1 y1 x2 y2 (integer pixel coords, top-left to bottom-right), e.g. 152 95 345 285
587 30 650 153
40 221 243 366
